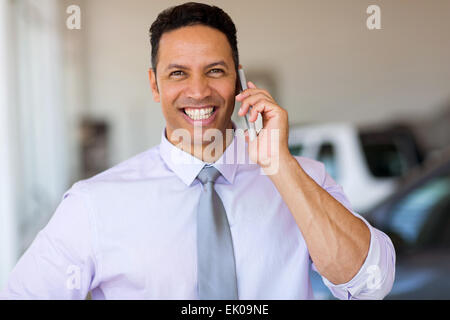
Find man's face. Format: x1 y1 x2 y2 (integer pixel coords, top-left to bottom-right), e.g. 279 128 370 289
149 25 237 148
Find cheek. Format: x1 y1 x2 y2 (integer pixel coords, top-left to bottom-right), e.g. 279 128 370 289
159 86 182 113
213 80 237 103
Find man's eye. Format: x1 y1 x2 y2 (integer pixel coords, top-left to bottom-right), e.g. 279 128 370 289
170 70 185 77
209 69 224 75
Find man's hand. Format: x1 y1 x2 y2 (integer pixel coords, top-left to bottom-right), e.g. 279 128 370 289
237 81 372 286
236 81 291 171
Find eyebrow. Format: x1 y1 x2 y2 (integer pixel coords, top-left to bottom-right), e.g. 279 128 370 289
165 60 229 72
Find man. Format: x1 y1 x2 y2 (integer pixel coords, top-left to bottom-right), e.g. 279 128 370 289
0 2 395 300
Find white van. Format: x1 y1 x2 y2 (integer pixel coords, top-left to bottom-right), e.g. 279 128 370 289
288 122 424 214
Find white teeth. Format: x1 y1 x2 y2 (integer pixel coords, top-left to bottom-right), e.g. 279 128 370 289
184 107 215 120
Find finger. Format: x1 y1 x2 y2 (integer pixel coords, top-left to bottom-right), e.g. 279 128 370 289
249 104 262 123
236 87 273 102
236 89 273 102
248 81 257 89
247 81 274 100
238 93 274 117
248 100 279 123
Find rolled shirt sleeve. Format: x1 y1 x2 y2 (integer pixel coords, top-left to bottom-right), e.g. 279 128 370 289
0 182 99 299
311 162 396 300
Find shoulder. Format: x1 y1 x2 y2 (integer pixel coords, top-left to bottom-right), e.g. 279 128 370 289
65 144 169 196
292 155 327 186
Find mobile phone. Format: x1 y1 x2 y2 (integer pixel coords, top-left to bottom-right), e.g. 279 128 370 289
238 67 257 141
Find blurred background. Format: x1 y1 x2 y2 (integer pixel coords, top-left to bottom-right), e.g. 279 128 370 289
1 0 449 299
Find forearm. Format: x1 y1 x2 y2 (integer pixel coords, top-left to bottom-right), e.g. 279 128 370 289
266 153 371 285
237 80 393 295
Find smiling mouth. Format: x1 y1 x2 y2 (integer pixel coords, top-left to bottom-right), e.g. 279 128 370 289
182 106 217 120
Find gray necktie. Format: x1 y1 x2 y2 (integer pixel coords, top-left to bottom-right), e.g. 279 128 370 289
196 165 238 300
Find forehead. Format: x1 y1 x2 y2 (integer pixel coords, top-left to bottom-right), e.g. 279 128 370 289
157 25 234 68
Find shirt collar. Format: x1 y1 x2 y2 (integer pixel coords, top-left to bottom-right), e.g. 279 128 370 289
159 122 242 186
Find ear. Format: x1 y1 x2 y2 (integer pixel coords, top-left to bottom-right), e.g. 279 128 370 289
148 68 160 103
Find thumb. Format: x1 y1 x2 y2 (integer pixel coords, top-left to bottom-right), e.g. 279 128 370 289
244 129 249 144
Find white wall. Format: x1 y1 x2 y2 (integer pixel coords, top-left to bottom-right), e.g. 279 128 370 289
0 0 18 288
13 0 72 251
78 0 450 164
1 0 83 286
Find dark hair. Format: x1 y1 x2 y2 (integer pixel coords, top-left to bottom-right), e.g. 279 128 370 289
149 2 239 74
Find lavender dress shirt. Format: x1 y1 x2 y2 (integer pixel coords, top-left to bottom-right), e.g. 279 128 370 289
0 127 395 300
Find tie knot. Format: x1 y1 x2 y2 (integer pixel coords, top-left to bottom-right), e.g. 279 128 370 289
197 166 221 185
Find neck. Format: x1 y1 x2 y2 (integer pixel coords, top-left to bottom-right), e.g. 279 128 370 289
167 121 234 163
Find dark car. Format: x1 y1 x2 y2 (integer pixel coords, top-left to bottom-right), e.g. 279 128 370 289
366 148 450 299
310 148 450 299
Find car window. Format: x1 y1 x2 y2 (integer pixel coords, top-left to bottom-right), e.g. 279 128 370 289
437 206 450 247
289 144 303 156
361 142 409 178
317 143 338 181
387 172 450 247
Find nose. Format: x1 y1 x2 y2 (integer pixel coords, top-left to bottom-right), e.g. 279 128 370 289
185 73 212 101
